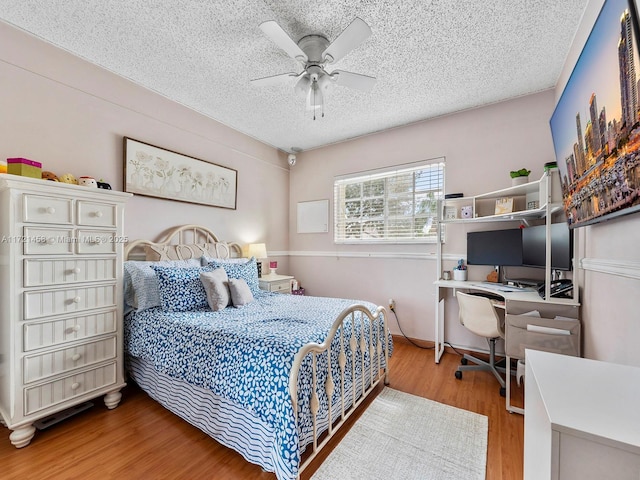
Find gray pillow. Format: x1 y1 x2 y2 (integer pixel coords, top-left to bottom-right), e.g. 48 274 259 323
228 277 254 307
200 268 230 311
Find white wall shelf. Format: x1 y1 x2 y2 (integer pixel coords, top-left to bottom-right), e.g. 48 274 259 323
439 169 563 223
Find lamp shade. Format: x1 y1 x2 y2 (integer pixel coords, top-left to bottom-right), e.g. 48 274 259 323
248 243 267 259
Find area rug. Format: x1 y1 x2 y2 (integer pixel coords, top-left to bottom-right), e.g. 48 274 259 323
310 387 488 480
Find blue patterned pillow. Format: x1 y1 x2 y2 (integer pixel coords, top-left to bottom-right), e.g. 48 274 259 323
208 257 260 296
124 259 202 312
150 265 214 312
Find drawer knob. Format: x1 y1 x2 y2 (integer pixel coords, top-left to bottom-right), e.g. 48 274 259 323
46 207 56 214
93 211 103 218
71 382 80 391
72 296 81 304
72 325 81 332
46 237 55 245
72 267 81 274
71 353 81 361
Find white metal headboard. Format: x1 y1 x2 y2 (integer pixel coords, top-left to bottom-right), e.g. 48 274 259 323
124 224 243 260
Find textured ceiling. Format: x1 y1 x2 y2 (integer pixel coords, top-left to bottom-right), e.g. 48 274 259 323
0 0 588 152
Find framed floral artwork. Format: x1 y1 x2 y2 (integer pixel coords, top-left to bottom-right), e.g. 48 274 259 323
123 137 237 209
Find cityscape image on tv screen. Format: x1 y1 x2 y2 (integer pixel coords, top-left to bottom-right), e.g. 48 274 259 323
550 0 640 228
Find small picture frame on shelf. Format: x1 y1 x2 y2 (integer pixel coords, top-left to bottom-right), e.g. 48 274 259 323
444 206 457 220
495 197 514 215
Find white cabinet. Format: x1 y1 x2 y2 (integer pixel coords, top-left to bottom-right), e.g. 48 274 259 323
524 350 640 479
259 273 294 294
0 174 130 447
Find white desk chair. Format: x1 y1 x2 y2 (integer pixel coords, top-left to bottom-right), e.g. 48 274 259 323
454 291 506 396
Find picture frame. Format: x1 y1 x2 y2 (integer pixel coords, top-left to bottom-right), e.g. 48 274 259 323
123 137 237 209
495 197 514 215
550 0 640 228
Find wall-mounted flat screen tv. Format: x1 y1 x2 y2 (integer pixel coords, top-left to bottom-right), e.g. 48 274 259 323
550 0 640 228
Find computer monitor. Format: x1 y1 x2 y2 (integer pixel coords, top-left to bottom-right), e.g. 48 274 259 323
466 229 523 267
522 223 573 271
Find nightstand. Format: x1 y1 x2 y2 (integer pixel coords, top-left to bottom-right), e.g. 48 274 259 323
259 273 294 294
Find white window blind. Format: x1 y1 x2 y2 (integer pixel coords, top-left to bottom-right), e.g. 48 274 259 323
334 159 445 243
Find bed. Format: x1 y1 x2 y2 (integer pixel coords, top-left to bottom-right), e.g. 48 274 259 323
123 225 392 480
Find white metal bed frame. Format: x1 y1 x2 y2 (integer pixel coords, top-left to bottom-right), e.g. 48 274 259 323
124 224 391 479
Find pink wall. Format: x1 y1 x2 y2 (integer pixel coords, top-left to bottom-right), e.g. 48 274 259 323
289 91 558 352
0 22 290 269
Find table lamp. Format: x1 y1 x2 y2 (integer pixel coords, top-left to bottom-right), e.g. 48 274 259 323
248 243 267 277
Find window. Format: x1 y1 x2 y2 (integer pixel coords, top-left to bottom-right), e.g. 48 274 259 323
334 159 445 243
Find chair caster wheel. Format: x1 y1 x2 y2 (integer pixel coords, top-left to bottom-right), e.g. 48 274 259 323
455 370 462 380
499 387 506 397
461 358 468 365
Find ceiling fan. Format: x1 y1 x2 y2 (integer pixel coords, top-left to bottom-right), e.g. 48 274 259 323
251 17 376 118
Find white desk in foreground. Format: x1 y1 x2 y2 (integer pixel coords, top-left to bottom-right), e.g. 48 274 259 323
525 350 640 480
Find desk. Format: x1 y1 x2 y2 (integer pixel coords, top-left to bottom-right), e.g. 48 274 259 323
435 279 580 413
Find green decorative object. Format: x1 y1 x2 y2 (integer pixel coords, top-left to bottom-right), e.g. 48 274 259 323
510 168 531 178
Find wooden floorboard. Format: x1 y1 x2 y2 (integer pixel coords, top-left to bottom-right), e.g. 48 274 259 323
0 337 524 479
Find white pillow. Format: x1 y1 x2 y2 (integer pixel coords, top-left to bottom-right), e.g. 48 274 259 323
228 278 254 307
200 269 231 311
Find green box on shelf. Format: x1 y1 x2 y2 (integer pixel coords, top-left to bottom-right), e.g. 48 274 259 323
7 158 42 179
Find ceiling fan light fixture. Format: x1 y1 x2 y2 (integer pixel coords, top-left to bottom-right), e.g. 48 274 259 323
307 79 323 107
317 73 333 93
252 17 375 119
294 75 311 97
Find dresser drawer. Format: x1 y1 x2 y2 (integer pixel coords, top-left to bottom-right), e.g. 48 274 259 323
24 336 117 383
77 201 116 227
75 230 117 255
23 194 73 225
23 284 117 320
24 362 117 415
24 258 117 287
22 227 74 255
23 310 117 351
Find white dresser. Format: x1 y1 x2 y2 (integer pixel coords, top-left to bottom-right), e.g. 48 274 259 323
524 350 640 479
0 174 130 447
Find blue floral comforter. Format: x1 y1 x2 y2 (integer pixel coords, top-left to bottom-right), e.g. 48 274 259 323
124 292 392 480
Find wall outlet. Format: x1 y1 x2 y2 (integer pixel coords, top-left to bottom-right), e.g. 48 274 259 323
388 298 396 310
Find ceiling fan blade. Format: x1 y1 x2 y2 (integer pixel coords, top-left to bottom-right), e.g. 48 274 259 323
250 72 299 87
322 17 372 64
259 21 308 62
332 70 376 92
